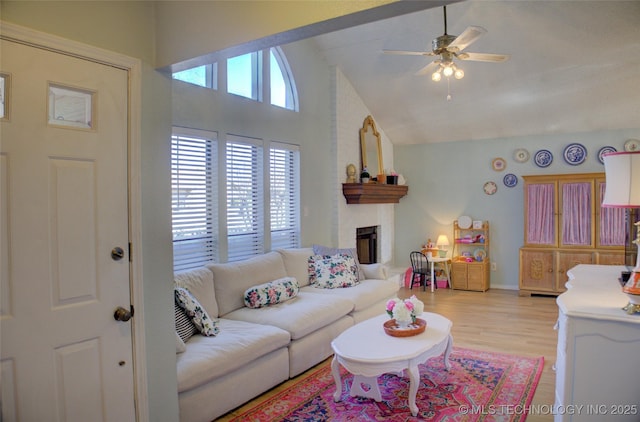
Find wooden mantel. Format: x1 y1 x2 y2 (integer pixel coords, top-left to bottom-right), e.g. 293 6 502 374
342 183 408 204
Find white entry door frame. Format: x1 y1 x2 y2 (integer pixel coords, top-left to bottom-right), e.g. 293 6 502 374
0 21 147 421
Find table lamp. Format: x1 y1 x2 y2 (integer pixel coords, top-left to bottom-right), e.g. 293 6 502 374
602 151 640 314
436 235 450 258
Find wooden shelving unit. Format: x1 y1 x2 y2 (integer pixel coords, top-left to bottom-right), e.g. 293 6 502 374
451 220 490 292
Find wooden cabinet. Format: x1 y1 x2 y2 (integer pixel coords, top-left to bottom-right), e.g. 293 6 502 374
452 220 490 291
520 173 626 296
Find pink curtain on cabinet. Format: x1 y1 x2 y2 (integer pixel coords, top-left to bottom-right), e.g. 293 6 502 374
527 183 555 244
599 182 626 246
562 182 591 245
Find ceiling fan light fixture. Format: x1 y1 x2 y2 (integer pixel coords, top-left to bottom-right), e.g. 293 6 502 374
442 65 454 77
454 67 464 79
431 67 443 82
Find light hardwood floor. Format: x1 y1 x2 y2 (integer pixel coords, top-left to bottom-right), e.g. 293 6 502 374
218 287 559 421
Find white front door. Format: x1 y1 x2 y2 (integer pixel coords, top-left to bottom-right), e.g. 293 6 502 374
0 38 136 421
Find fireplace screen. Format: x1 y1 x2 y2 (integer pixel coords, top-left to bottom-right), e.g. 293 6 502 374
357 226 378 264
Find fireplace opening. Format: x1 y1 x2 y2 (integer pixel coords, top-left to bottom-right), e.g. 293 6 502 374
356 226 378 264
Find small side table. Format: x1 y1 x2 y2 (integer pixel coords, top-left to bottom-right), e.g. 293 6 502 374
429 256 451 292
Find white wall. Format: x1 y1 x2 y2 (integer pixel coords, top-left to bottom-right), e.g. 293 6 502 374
332 67 397 265
172 38 335 249
395 128 640 289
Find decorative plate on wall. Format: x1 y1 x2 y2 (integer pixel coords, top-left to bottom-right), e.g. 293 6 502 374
491 157 506 171
563 143 587 165
534 150 553 168
597 146 617 165
513 148 530 163
503 173 518 187
624 139 639 152
483 181 497 195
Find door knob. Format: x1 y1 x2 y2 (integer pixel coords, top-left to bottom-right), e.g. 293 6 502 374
114 306 134 322
111 247 125 261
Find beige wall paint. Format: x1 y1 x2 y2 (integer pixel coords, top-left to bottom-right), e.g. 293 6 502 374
1 1 156 63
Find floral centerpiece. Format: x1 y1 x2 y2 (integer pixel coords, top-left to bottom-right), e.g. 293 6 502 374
386 295 424 325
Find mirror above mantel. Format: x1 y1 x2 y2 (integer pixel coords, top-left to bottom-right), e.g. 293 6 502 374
360 115 383 177
342 115 408 204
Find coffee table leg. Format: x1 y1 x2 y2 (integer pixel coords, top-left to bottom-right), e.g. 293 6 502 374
443 334 453 370
350 375 382 402
408 364 420 416
331 355 342 402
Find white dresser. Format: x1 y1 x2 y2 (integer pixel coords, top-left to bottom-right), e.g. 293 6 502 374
555 265 640 421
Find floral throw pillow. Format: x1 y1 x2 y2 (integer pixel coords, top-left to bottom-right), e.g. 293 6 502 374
308 254 359 289
174 287 220 337
244 277 299 309
312 244 366 281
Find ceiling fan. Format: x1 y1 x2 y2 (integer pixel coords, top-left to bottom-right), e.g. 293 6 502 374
383 6 509 81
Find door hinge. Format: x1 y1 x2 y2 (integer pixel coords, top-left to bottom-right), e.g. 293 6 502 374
128 242 132 262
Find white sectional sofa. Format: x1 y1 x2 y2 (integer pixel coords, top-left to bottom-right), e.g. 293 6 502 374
174 247 399 422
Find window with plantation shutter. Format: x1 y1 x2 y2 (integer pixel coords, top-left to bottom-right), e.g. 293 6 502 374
226 136 264 262
270 143 300 250
171 129 218 271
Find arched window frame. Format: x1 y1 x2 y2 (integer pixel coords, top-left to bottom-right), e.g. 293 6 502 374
171 47 298 112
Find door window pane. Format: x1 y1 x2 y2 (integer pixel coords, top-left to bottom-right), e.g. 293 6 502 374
48 83 94 129
0 73 9 120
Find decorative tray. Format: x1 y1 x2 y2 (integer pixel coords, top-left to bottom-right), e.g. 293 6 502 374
383 318 427 337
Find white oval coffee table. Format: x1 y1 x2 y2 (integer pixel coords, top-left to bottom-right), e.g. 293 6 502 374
331 312 453 416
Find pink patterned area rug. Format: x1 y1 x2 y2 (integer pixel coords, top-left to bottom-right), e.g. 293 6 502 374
226 347 544 422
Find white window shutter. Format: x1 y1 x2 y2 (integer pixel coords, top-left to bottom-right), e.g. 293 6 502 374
226 135 264 261
270 142 300 250
171 129 218 270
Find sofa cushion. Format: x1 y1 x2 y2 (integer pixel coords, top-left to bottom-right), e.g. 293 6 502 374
277 247 314 287
224 292 353 340
175 331 186 354
313 244 365 281
308 254 359 288
208 251 288 316
361 263 388 280
175 302 198 343
301 278 399 312
175 288 220 337
244 277 299 308
174 267 218 318
176 319 290 393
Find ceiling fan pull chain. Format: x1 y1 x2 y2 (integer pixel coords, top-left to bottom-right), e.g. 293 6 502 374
447 77 452 101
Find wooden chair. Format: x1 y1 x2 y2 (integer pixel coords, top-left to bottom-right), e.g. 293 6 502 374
409 251 435 291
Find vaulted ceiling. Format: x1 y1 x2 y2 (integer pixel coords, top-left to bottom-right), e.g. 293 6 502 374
311 1 640 145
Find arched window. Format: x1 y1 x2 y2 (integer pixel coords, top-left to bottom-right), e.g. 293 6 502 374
270 47 298 111
172 47 297 112
172 64 217 89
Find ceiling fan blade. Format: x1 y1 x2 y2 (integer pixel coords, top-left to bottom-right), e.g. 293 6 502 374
415 60 440 76
447 26 487 52
383 49 434 56
457 52 510 62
